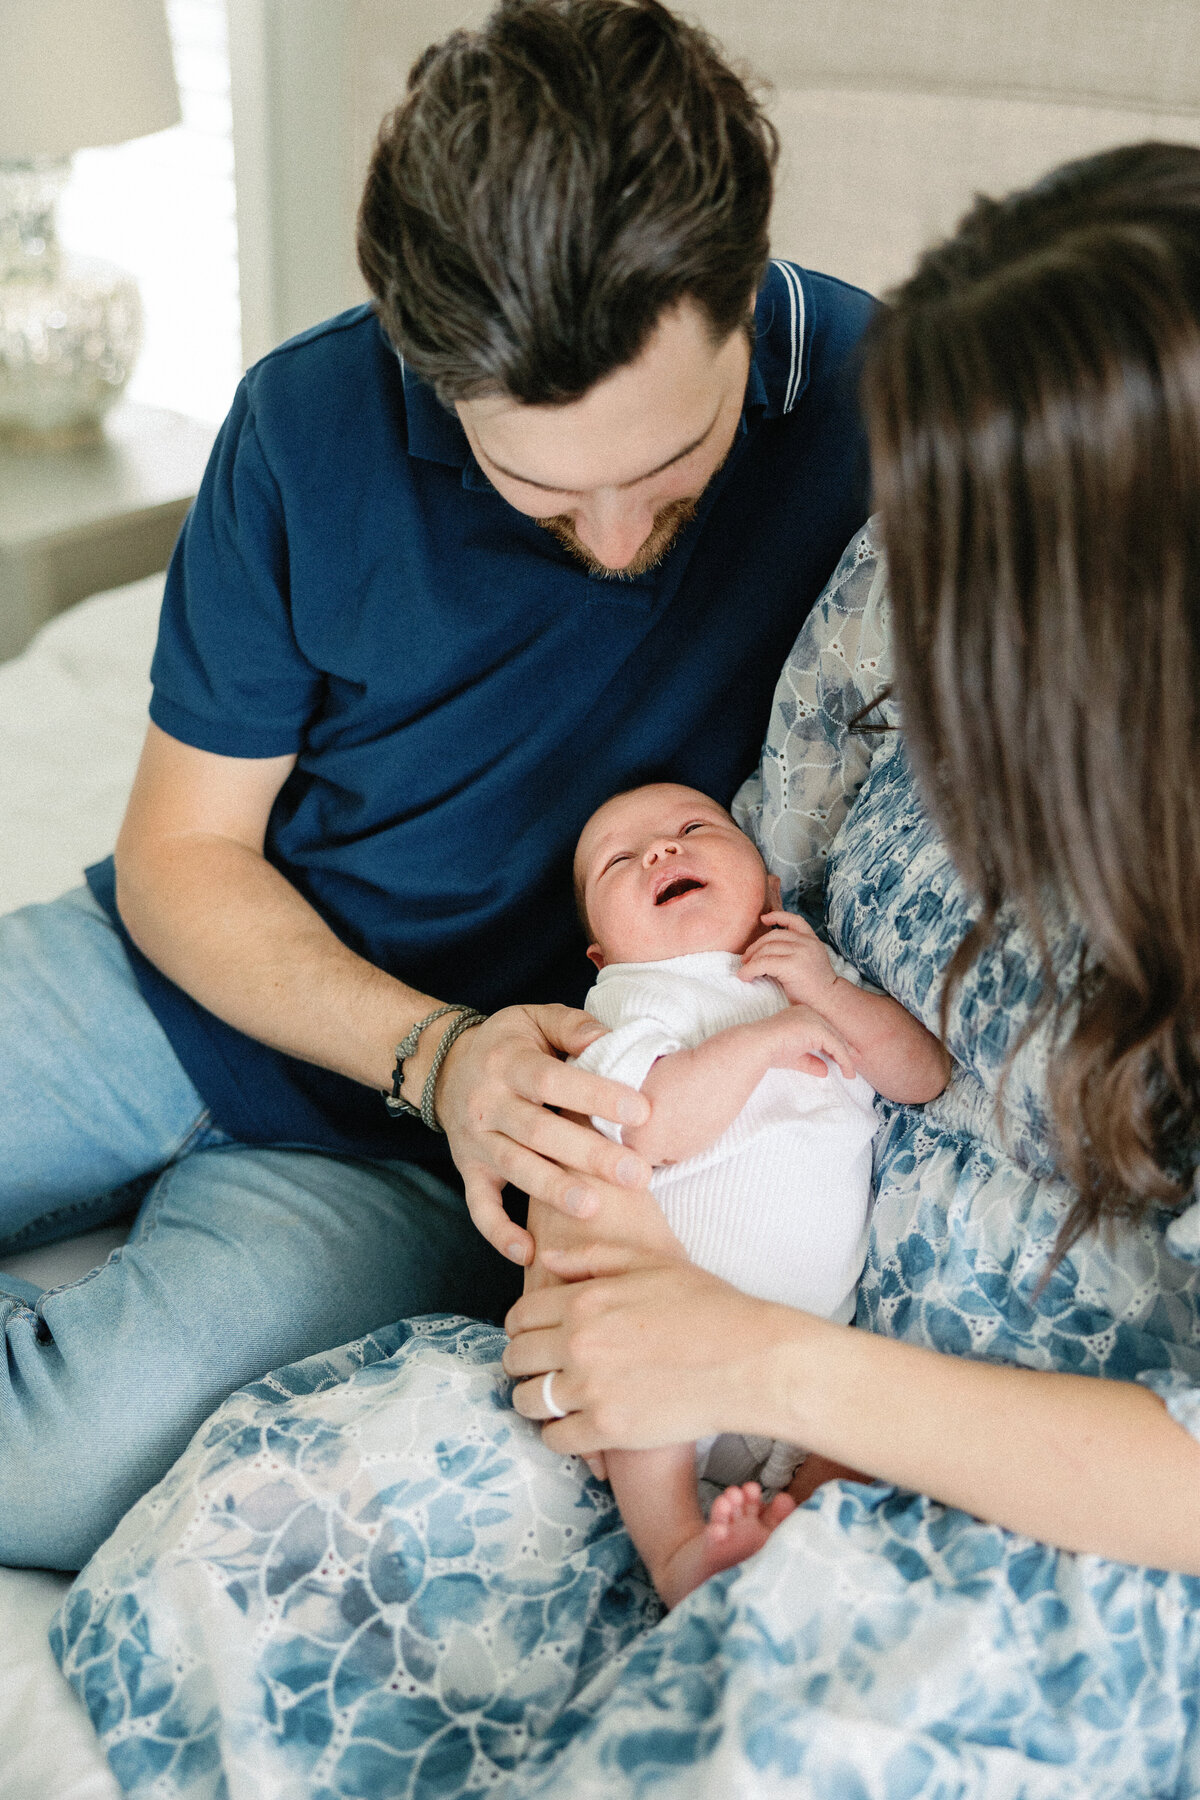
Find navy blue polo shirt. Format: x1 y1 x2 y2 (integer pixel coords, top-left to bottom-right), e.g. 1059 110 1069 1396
87 260 873 1169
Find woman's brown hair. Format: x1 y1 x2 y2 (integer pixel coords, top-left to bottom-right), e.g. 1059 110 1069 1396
862 141 1200 1256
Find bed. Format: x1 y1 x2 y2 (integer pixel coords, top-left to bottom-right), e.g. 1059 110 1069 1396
3 8 1196 1793
0 574 162 1800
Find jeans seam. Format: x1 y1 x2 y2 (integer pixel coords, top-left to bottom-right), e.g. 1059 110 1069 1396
122 1157 179 1253
164 1104 216 1164
1 1192 132 1250
37 1161 183 1311
33 1237 130 1308
27 1120 209 1313
0 1109 212 1256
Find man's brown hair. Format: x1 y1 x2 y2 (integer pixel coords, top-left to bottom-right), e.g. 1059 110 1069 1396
861 141 1200 1259
357 0 777 406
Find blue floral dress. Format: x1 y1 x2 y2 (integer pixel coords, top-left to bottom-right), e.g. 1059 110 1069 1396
53 525 1200 1800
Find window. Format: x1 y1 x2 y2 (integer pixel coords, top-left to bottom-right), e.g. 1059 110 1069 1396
57 0 241 425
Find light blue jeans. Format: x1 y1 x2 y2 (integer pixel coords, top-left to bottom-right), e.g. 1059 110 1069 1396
0 887 519 1570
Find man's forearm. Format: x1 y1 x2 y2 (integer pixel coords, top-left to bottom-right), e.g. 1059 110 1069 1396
115 834 444 1095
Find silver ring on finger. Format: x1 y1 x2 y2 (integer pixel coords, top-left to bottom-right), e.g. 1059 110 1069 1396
542 1370 567 1419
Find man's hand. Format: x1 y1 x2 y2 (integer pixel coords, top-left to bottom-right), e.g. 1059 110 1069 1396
432 1004 653 1265
739 909 840 1008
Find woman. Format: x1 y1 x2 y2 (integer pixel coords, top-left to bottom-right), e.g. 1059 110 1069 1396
54 142 1200 1798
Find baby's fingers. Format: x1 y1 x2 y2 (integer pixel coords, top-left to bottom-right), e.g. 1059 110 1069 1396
758 910 818 937
815 1037 857 1080
739 938 794 978
791 1014 857 1080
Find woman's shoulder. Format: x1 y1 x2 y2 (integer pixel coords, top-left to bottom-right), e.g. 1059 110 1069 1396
790 518 895 719
735 519 900 910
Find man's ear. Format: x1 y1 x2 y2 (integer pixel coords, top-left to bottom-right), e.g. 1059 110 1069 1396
586 944 606 970
765 872 782 912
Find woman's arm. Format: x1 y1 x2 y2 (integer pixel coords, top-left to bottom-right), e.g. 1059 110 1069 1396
503 1249 1200 1573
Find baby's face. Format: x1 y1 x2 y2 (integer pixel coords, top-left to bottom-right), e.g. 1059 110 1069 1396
576 783 771 967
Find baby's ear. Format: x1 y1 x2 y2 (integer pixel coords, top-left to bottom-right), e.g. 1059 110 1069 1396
765 873 783 912
586 944 606 970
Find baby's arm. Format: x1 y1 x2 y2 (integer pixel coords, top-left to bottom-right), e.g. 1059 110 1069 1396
740 910 950 1103
622 1007 857 1165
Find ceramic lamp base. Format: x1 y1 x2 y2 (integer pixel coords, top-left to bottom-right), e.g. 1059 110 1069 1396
0 159 142 445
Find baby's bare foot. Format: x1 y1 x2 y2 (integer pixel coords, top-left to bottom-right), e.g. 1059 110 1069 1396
654 1482 796 1610
707 1481 796 1559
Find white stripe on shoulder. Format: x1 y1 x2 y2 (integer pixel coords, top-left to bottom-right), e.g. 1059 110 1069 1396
771 259 807 414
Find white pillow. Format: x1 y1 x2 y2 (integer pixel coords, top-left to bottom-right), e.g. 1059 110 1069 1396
0 575 162 916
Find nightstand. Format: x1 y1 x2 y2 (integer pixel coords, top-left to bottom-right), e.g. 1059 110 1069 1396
0 402 217 663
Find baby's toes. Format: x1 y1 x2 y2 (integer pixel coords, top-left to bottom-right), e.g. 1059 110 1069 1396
717 1482 760 1526
708 1483 737 1526
763 1492 797 1529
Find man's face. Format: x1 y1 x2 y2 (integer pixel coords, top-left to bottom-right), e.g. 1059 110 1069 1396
576 783 771 967
456 302 751 576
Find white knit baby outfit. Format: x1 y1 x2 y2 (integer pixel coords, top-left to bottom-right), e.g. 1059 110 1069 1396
576 948 878 1493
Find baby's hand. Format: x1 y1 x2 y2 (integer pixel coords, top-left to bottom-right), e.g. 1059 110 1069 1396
759 1003 856 1081
740 910 839 1008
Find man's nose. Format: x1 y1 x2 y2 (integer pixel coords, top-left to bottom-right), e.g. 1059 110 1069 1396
572 493 656 570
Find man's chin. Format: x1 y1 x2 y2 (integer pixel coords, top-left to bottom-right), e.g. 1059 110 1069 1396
537 497 698 580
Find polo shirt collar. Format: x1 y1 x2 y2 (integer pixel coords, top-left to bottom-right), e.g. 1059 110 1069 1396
742 353 768 427
752 261 813 421
401 357 472 467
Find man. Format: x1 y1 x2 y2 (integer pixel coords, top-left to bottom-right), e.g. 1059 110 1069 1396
0 0 872 1568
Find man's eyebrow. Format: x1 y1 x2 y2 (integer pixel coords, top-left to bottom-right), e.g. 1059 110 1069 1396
480 409 722 494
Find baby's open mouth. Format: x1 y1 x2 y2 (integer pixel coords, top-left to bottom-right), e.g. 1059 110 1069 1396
655 876 705 905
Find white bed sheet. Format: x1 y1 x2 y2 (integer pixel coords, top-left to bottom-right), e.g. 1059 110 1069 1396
0 576 163 1800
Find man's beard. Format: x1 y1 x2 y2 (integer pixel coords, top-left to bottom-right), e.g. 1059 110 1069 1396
537 494 699 579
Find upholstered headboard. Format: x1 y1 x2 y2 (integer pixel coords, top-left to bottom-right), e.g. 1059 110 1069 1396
341 0 1200 300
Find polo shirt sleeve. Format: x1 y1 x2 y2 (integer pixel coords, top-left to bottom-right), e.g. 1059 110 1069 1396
148 380 323 758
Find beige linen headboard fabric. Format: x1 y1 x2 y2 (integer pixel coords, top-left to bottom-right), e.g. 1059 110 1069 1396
701 0 1200 295
347 0 1200 299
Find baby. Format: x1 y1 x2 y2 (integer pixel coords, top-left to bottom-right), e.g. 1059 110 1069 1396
540 782 949 1609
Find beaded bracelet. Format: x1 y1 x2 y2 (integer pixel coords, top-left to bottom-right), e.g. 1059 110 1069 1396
385 1004 487 1133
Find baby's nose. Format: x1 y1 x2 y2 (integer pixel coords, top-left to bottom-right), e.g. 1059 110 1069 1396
643 838 681 865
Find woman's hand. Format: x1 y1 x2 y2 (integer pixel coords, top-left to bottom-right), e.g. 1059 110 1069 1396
432 1004 653 1265
521 1179 689 1475
503 1242 793 1456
